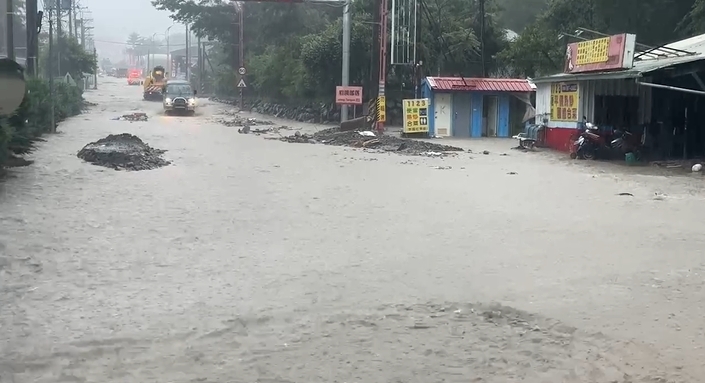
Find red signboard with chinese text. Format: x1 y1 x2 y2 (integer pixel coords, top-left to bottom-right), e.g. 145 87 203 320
564 33 636 74
335 86 363 105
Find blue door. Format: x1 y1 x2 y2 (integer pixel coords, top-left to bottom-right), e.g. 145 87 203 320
452 93 471 137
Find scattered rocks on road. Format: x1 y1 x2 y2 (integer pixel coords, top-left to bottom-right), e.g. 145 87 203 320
209 97 340 123
77 133 170 171
279 127 465 156
110 112 148 122
216 112 275 127
238 125 294 135
214 113 296 135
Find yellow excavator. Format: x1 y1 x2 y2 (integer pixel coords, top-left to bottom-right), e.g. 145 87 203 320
143 66 167 101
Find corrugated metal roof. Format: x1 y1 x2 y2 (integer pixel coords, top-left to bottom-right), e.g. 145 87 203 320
533 33 705 83
426 77 534 92
664 33 705 54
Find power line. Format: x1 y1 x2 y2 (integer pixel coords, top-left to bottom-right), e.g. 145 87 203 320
91 39 191 47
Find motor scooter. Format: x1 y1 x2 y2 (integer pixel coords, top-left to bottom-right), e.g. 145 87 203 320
610 128 644 161
573 122 605 160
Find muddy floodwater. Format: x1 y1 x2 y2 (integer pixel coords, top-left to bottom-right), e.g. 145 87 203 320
2 77 705 382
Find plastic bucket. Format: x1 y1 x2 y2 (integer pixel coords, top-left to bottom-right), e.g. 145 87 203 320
625 152 637 165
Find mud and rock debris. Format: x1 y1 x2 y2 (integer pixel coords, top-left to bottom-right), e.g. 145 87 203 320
216 114 274 128
237 125 294 135
279 127 465 156
77 133 170 171
111 112 148 122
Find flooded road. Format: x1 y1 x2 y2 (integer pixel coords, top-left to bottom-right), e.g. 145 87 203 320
1 77 704 382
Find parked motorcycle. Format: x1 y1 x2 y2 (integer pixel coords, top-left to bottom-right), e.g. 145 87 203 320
610 129 643 161
573 122 605 160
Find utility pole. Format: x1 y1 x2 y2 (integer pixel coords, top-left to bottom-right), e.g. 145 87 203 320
49 12 55 132
166 23 174 76
375 0 388 134
479 0 485 77
197 35 202 92
238 4 243 110
93 46 97 89
340 0 350 121
68 0 72 40
26 0 38 75
6 0 14 60
56 0 61 77
73 1 78 40
185 23 189 80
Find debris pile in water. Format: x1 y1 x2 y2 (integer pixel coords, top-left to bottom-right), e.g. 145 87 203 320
77 133 170 171
278 127 465 156
215 113 274 128
111 112 148 122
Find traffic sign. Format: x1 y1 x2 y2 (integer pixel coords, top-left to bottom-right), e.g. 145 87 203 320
238 67 246 75
237 78 247 88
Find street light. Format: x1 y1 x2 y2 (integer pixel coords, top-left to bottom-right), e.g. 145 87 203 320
149 32 165 70
166 23 176 77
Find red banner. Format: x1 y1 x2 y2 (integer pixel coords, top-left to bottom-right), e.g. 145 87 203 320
564 33 635 74
335 86 363 105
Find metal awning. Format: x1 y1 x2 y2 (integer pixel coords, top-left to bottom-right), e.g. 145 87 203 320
533 55 705 83
532 70 640 83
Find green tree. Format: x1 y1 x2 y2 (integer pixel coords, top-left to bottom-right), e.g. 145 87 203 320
495 0 547 32
39 34 97 78
680 0 705 35
151 0 508 104
498 0 698 77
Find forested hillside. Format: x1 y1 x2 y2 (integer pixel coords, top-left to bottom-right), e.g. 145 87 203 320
151 0 705 104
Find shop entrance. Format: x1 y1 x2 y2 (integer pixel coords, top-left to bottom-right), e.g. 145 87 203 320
594 95 639 129
650 86 705 160
483 95 498 137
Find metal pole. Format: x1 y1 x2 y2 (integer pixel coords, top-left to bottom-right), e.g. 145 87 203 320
390 0 395 66
166 24 173 77
636 80 705 96
93 47 97 89
376 0 388 133
151 32 156 71
68 0 72 40
413 0 419 98
80 18 85 48
238 4 243 110
49 14 55 132
73 3 78 40
340 0 350 122
26 0 38 75
197 36 202 92
6 0 14 60
185 24 189 80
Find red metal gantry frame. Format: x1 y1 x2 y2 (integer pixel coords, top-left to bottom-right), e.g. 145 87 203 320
376 0 389 134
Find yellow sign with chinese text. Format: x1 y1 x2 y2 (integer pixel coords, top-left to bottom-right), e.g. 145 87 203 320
402 98 429 133
377 96 386 122
576 37 610 65
550 83 579 122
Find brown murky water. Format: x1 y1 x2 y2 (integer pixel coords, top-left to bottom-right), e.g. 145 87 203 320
1 77 704 382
